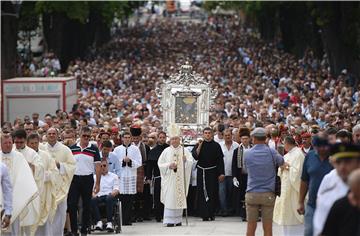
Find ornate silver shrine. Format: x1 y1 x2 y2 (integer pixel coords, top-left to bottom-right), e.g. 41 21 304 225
156 62 217 145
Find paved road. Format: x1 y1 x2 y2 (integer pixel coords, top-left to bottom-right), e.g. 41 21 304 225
91 217 304 236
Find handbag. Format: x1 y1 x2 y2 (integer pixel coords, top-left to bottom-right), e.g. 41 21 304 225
269 147 281 197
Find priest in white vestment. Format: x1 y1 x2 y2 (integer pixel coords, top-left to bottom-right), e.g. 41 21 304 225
1 133 38 236
273 136 305 235
112 131 142 225
45 128 76 236
12 129 44 235
158 124 193 227
27 133 58 236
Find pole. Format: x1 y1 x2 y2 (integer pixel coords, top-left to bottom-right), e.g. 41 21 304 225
181 137 188 226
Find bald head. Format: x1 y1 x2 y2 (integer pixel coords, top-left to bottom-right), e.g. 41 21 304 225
47 127 59 145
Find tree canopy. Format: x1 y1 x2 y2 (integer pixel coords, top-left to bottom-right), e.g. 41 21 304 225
204 1 360 78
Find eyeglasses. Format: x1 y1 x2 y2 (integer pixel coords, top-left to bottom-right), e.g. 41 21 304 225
82 135 91 138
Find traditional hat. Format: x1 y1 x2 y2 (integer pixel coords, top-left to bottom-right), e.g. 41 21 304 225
99 131 110 137
111 127 119 134
330 143 360 161
167 123 181 138
238 127 251 137
301 132 312 138
130 124 142 137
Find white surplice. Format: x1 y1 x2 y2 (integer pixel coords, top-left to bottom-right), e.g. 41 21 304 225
273 146 305 225
15 146 44 231
0 150 38 236
45 142 76 235
113 144 142 194
32 149 58 236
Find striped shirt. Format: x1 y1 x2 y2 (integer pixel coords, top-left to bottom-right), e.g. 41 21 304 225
70 143 101 176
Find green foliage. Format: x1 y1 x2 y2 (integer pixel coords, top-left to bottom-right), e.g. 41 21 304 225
35 1 90 23
32 1 140 26
18 1 39 31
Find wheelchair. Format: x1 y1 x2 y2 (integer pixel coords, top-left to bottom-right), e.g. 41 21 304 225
88 196 122 234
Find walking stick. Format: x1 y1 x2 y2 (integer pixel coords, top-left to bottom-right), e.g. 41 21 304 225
181 137 189 226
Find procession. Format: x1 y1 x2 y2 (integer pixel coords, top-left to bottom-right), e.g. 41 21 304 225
1 1 360 236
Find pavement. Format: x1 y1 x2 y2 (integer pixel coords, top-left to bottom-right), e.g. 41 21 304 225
91 217 304 236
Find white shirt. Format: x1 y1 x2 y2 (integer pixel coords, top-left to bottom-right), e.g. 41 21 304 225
268 139 276 150
313 169 349 236
214 134 224 144
94 172 119 197
220 141 239 176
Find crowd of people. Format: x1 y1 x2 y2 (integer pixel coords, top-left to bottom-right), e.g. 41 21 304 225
1 12 360 236
17 52 61 77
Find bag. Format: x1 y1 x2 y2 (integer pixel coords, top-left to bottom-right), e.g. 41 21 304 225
274 175 281 197
269 147 281 196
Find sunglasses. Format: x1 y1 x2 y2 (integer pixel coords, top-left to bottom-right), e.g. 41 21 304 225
82 134 91 138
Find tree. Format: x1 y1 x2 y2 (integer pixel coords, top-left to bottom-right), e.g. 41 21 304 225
1 1 140 78
37 1 142 71
202 1 360 79
311 2 360 77
1 1 20 79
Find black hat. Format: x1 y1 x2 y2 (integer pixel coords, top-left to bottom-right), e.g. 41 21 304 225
330 143 360 161
130 125 142 137
239 127 250 137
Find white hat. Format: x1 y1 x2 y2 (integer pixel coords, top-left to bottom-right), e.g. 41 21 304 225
167 123 181 138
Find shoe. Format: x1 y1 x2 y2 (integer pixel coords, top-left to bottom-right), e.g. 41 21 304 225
156 218 162 222
143 217 151 221
95 221 103 230
137 217 143 222
202 218 209 221
166 224 175 227
210 216 215 221
175 223 182 226
106 222 114 231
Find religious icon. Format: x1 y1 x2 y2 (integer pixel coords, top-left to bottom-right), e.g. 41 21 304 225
175 96 197 124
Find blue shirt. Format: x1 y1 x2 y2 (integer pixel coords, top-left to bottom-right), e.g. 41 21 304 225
301 150 333 208
244 144 284 193
108 152 121 177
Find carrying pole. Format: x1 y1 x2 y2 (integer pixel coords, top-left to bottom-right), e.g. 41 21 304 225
181 137 189 226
